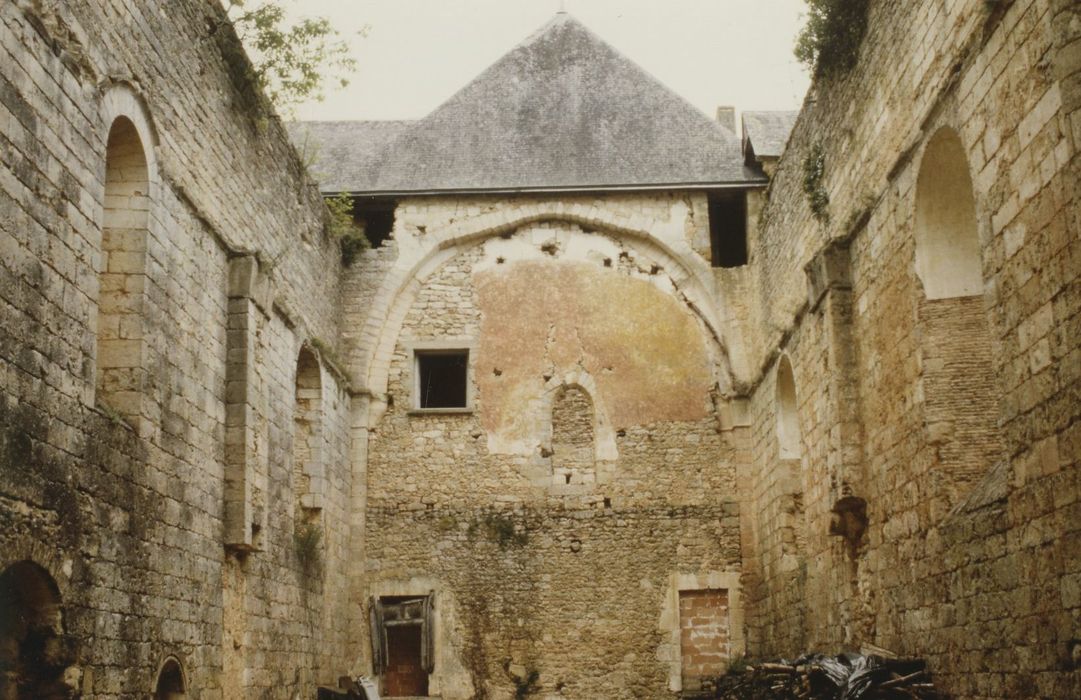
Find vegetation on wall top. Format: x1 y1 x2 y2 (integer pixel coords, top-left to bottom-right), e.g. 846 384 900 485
226 0 361 116
325 192 371 266
795 0 871 79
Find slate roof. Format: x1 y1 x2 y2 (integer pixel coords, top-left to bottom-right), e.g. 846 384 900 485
741 110 799 161
290 14 765 195
291 120 414 194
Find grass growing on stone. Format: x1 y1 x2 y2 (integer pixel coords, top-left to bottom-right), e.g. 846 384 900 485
294 521 323 576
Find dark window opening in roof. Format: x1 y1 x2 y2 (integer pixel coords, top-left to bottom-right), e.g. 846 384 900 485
352 197 396 248
417 350 469 409
708 192 748 268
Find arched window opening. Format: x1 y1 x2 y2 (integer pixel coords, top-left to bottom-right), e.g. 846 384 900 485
154 657 186 699
294 346 324 517
0 560 74 699
96 116 150 421
776 356 800 459
914 128 982 299
550 385 596 486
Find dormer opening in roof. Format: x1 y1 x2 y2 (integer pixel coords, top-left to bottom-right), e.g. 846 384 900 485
741 111 798 178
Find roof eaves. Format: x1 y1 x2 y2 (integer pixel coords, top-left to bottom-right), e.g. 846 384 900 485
327 180 769 197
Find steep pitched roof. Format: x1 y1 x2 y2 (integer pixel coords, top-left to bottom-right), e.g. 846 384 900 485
290 120 413 194
741 111 798 162
292 14 764 195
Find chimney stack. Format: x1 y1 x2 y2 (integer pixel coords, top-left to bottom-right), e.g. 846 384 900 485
716 106 736 134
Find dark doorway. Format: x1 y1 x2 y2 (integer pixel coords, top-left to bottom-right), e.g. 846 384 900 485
370 594 434 697
0 561 75 699
385 625 428 697
154 657 186 699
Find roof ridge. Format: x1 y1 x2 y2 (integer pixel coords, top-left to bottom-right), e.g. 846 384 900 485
528 14 739 146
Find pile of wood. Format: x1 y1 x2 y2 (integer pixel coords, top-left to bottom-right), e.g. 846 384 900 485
708 653 939 699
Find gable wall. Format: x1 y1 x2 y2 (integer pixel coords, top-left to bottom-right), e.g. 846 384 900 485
349 193 751 698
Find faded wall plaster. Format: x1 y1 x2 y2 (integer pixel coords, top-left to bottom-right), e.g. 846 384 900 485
475 248 716 455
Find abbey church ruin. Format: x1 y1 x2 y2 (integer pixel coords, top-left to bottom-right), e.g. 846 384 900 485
1 0 1079 698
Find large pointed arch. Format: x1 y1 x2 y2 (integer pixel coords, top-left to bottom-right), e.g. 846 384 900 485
352 203 749 423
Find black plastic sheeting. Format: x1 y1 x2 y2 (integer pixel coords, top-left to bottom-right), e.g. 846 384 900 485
709 652 939 699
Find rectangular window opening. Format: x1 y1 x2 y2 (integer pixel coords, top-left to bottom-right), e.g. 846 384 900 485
416 350 469 409
708 192 748 268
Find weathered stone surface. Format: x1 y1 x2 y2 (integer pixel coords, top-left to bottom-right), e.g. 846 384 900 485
1 0 1078 698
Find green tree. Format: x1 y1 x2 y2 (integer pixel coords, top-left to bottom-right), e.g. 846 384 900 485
224 0 362 115
794 0 870 79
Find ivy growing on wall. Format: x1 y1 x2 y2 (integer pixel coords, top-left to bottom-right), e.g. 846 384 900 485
802 143 830 223
795 0 871 79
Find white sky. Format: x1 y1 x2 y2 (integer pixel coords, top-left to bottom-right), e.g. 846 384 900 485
281 0 812 123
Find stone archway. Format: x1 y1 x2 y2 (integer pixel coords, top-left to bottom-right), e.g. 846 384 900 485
0 561 75 700
154 656 186 699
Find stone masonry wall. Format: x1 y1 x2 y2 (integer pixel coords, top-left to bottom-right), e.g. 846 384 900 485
356 196 749 698
744 0 1081 698
0 1 356 697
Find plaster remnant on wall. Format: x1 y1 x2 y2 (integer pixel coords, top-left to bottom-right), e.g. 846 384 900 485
476 253 716 455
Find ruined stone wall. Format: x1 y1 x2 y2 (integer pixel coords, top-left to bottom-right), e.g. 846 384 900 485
0 0 357 696
356 195 749 698
744 0 1081 697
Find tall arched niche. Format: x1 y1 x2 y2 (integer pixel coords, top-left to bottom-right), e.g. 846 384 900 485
913 127 983 299
294 345 324 517
96 115 151 420
776 354 801 460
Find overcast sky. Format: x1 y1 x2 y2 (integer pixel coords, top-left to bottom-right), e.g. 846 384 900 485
281 0 812 123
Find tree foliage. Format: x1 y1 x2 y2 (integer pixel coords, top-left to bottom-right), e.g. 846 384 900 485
794 0 871 79
225 0 361 115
